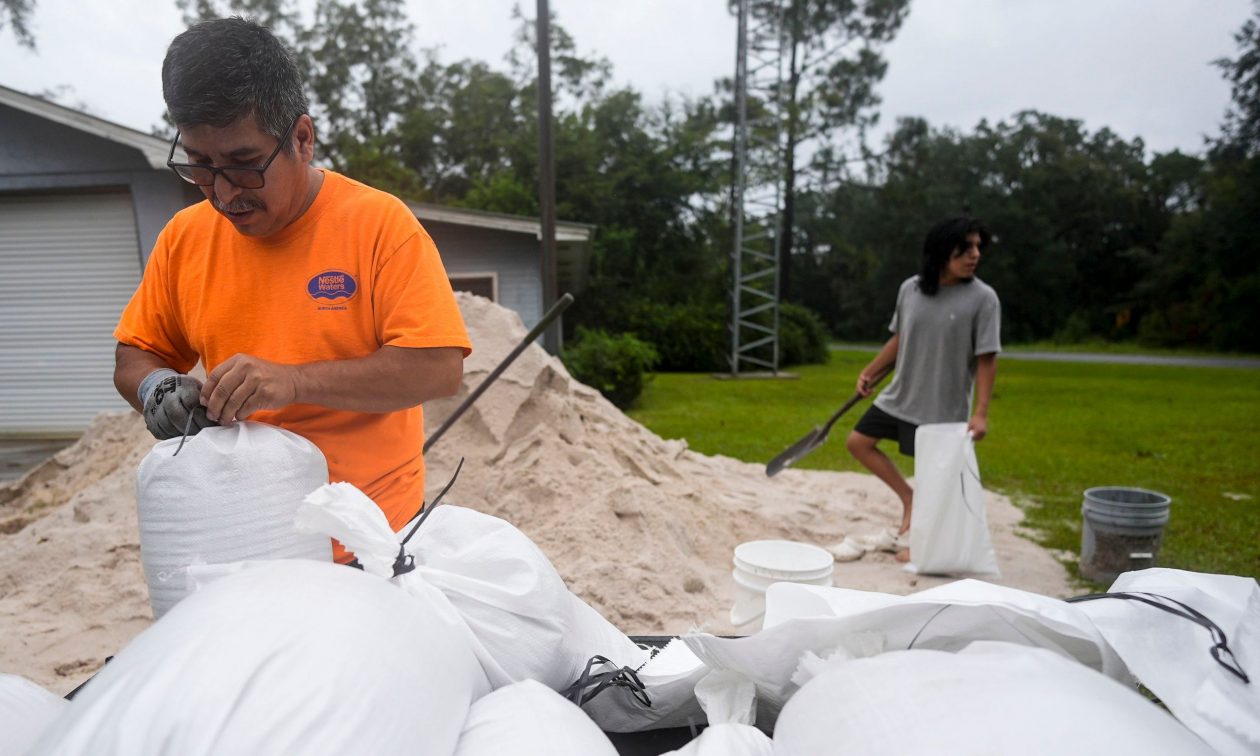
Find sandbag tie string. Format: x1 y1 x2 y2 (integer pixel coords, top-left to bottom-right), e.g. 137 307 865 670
1067 591 1250 683
957 460 986 522
172 410 197 457
561 655 652 708
400 457 465 547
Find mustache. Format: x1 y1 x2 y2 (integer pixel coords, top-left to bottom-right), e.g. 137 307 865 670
213 198 264 214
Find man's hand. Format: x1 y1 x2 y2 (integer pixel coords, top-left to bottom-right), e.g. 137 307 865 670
202 354 299 423
143 374 216 440
967 414 988 441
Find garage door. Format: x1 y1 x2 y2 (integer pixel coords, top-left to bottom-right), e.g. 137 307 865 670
0 192 142 435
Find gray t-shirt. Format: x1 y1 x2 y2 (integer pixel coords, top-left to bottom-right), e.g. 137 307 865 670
874 275 1002 425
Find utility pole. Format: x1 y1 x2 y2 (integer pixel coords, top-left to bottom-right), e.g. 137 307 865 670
536 0 560 354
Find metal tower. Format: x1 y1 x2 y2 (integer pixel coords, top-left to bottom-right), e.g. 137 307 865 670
728 0 786 376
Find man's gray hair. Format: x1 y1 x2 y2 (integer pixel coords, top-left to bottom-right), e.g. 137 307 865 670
162 16 309 148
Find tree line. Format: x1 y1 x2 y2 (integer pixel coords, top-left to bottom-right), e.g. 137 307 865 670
11 0 1252 354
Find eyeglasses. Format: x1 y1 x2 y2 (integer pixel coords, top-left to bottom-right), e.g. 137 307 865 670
166 116 300 189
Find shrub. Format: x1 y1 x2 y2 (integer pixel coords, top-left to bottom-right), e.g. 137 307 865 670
624 302 728 372
1051 311 1093 344
779 302 831 367
570 299 829 373
561 328 660 409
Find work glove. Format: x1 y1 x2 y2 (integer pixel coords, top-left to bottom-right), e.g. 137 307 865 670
141 373 217 440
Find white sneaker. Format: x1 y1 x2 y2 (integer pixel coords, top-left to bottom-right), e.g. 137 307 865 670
827 537 866 562
859 527 908 553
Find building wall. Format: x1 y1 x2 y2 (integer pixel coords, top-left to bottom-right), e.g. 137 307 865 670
0 104 147 173
0 103 199 257
424 220 543 330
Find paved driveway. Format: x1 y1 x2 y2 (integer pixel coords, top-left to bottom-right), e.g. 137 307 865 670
832 344 1260 370
0 439 75 484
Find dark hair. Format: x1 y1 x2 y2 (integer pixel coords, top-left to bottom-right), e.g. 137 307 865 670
917 216 991 296
162 17 308 149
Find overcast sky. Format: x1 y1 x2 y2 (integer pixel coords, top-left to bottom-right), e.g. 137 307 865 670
0 0 1252 156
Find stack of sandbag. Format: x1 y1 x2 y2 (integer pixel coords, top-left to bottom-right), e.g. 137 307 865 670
772 642 1214 755
296 483 650 692
30 560 487 755
0 674 67 755
135 422 333 618
683 578 1129 724
1071 568 1259 756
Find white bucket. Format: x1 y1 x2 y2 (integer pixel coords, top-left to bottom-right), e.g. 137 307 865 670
729 540 834 628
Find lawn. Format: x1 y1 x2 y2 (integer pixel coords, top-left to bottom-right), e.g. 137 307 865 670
627 349 1260 585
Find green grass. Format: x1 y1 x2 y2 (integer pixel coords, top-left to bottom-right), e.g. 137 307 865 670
628 350 1260 584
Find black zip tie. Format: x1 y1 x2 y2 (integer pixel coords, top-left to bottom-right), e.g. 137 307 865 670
1067 591 1251 683
400 457 464 546
391 543 415 577
560 655 652 708
172 410 197 457
342 539 415 578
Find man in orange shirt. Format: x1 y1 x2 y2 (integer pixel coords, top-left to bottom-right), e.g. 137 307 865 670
113 17 470 561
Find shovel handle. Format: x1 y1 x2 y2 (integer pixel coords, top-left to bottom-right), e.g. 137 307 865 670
817 390 866 437
819 362 893 434
424 293 574 454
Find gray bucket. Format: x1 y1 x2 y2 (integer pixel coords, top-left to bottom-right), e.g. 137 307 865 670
1079 486 1171 583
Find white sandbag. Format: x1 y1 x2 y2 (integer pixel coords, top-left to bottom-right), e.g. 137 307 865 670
659 671 773 756
136 422 333 618
0 674 67 756
581 638 709 733
1072 568 1260 756
453 679 618 756
684 579 1127 723
907 422 999 575
31 560 484 756
297 483 649 693
664 725 771 756
408 504 647 688
773 642 1213 756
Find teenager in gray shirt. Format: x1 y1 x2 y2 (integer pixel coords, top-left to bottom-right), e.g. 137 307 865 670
829 217 1001 563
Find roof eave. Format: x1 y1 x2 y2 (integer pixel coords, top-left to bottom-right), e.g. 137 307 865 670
0 83 170 170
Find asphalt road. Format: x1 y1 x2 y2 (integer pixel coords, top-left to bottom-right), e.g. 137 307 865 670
832 345 1260 370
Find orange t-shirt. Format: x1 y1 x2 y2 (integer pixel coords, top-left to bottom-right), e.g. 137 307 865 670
115 170 471 561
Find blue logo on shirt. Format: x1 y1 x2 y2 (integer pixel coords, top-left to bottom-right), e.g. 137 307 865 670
307 270 357 302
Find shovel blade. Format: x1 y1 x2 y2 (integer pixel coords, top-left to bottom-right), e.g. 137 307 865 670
765 426 827 477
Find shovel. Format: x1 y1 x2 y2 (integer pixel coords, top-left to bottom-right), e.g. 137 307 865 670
765 364 892 477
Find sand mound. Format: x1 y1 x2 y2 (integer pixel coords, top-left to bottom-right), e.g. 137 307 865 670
0 293 1071 693
0 414 153 689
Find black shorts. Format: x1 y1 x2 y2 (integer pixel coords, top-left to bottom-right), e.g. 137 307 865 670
853 404 917 457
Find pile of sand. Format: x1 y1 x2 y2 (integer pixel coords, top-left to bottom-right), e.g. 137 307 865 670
0 293 1071 693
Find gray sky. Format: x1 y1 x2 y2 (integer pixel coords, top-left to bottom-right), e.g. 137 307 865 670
0 0 1252 156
